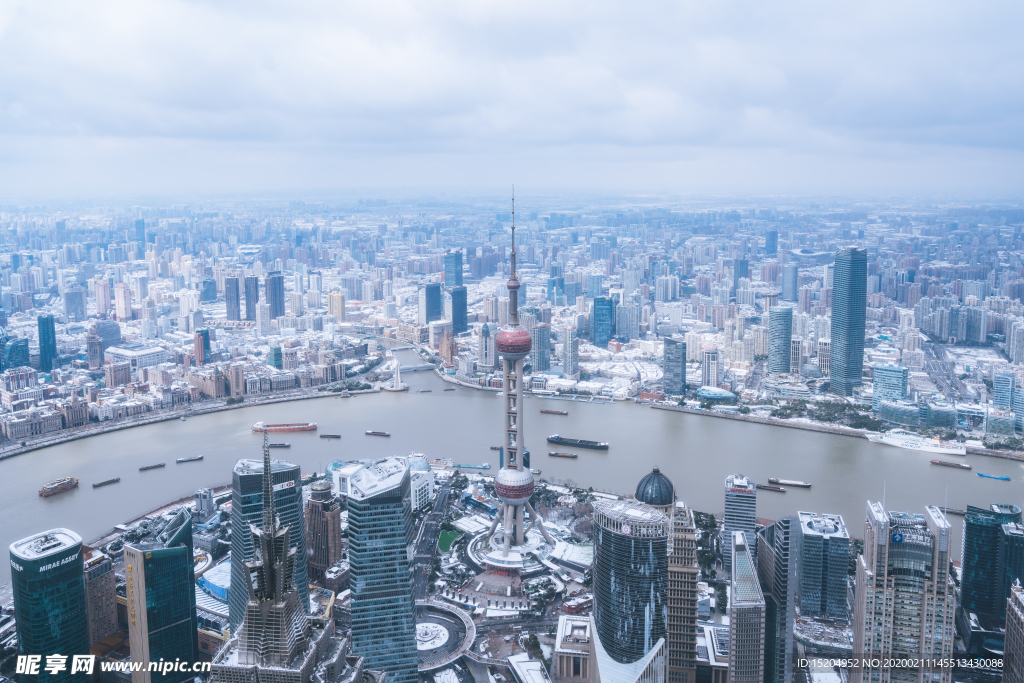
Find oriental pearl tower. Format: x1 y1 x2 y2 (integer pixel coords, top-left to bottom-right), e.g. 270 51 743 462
488 194 555 556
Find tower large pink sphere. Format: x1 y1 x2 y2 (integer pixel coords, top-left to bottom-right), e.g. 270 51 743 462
495 325 531 360
494 466 535 505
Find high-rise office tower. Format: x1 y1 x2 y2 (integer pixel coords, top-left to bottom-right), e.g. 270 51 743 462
795 512 849 622
243 275 259 320
63 287 86 323
829 247 867 396
530 322 551 373
224 276 241 321
228 454 308 632
211 433 383 683
305 481 343 586
348 458 418 683
732 258 748 293
789 338 803 374
994 371 1015 409
255 303 271 337
450 285 468 333
701 348 719 388
852 503 955 683
444 249 463 287
193 329 210 366
817 339 831 375
765 230 778 256
615 303 640 341
635 468 698 683
486 218 555 557
563 326 580 380
327 291 346 321
757 518 796 683
123 509 199 683
37 314 56 372
265 272 286 319
86 332 103 369
723 474 756 575
767 307 793 374
417 283 442 326
95 278 112 318
1000 523 1024 620
593 296 614 348
115 282 133 321
781 264 798 302
10 529 89 683
872 364 908 411
663 335 686 395
593 499 668 675
962 504 1023 618
1006 581 1024 683
84 547 118 648
729 531 766 683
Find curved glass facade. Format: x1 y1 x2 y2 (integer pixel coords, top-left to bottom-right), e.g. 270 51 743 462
592 499 668 664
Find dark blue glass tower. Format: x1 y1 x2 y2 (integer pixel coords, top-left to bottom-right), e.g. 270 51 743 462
228 457 308 631
265 272 286 319
444 250 463 287
348 460 418 683
450 285 468 334
593 296 614 349
123 509 199 683
963 504 1022 616
829 247 867 396
10 529 89 683
37 314 56 372
224 277 241 321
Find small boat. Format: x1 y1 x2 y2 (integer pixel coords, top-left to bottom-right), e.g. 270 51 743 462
978 472 1010 481
420 389 433 393
269 443 291 448
180 417 186 422
530 469 541 475
930 460 971 470
453 463 491 470
541 409 569 416
39 476 79 497
548 452 579 459
92 478 121 488
176 456 204 463
768 478 811 488
365 431 391 437
320 434 341 439
444 387 456 391
757 484 786 493
138 463 166 471
489 446 502 451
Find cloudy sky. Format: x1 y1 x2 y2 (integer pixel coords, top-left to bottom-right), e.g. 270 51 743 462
1 1 1022 199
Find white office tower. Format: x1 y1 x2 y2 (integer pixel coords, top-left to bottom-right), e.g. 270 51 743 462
728 531 765 683
255 302 271 337
723 475 756 575
852 503 955 683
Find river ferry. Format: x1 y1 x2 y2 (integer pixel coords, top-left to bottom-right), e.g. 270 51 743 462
252 421 317 433
93 478 120 488
139 463 166 471
547 435 609 450
866 429 966 455
176 456 204 463
768 478 811 488
978 472 1010 481
930 460 971 470
39 477 79 497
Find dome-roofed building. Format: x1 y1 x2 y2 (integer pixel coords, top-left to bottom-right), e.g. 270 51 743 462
635 466 675 515
800 362 824 379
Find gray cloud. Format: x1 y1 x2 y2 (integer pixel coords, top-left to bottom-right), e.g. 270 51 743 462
1 0 1022 197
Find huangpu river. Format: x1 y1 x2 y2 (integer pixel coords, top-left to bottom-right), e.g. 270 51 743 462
1 349 1019 583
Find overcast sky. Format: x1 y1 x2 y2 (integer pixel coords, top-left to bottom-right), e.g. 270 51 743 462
1 1 1022 199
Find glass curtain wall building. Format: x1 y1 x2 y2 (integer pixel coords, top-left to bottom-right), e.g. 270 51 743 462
10 529 90 683
829 247 867 396
123 509 199 683
348 459 418 683
228 457 309 632
962 504 1023 617
767 307 793 374
37 314 56 372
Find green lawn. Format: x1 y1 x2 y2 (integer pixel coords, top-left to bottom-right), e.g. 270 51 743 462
438 530 461 553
